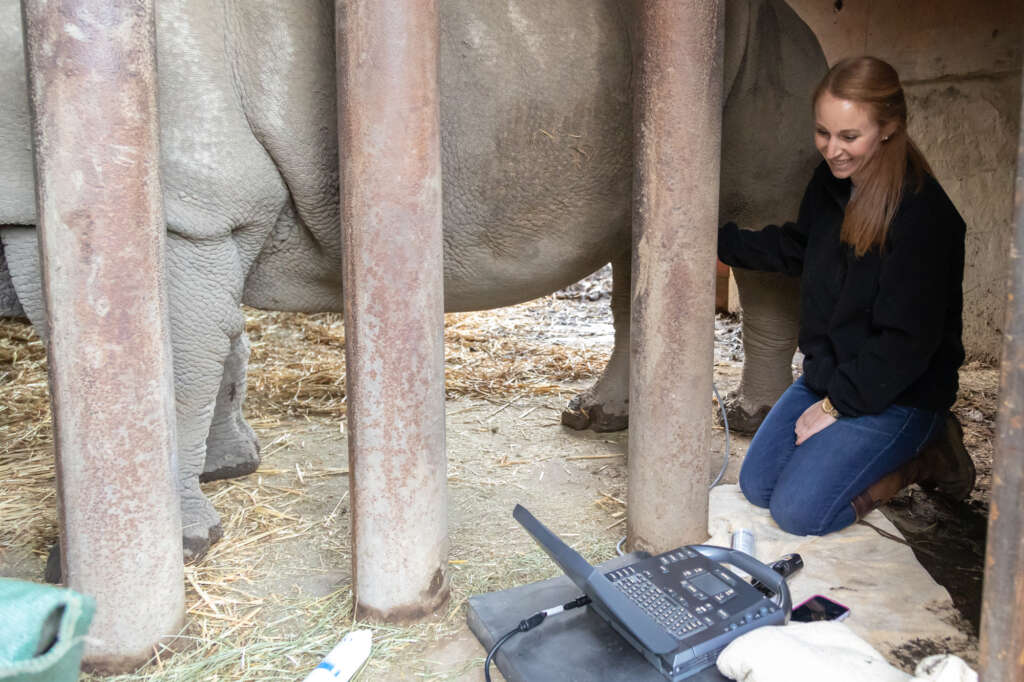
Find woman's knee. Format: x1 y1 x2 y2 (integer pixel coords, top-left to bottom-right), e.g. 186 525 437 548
768 494 833 536
738 464 772 509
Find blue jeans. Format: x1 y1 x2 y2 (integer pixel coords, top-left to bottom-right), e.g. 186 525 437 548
739 377 942 536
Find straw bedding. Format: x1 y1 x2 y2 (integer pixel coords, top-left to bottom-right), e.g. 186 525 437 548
0 293 616 680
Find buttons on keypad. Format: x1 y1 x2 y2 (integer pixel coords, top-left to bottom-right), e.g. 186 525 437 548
605 546 774 647
611 571 707 640
714 570 736 586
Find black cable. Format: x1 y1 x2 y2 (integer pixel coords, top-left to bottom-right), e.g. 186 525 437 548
483 595 591 682
483 629 520 682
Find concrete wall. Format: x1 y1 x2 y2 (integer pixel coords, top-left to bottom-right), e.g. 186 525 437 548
786 0 1022 361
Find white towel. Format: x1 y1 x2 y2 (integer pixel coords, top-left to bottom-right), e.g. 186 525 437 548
715 622 976 682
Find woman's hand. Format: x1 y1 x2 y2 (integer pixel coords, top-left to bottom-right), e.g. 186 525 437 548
795 400 837 445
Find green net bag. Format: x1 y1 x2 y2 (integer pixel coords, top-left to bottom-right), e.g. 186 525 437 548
0 578 95 681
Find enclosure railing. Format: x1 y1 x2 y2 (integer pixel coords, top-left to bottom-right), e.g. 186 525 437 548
336 0 450 624
978 64 1024 682
627 0 724 552
21 0 184 671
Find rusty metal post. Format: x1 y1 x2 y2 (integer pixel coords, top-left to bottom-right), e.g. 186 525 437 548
627 1 725 552
336 0 449 622
20 0 184 671
979 69 1024 682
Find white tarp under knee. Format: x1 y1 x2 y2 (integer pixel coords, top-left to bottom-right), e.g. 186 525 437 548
706 485 974 676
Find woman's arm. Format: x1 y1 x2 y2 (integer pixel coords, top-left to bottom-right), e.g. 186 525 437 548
717 174 816 276
718 221 807 276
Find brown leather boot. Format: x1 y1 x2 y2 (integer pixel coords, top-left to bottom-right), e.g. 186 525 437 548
914 414 976 501
850 413 975 520
850 459 924 520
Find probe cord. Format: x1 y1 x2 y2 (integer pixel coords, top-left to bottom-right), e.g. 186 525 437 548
483 595 592 682
708 381 731 489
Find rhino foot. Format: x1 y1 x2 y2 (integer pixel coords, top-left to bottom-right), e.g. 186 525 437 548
562 394 628 432
183 524 223 564
42 500 222 580
181 482 224 563
201 331 260 482
201 420 261 482
719 391 772 435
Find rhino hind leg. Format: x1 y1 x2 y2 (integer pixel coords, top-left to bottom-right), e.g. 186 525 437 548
165 232 258 561
3 226 231 561
562 251 630 432
201 331 260 482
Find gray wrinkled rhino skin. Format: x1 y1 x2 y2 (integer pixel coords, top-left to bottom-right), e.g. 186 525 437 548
0 0 825 560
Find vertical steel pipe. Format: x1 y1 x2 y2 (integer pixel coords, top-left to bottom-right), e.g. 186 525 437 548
336 0 449 622
20 0 184 671
628 1 725 552
979 69 1024 682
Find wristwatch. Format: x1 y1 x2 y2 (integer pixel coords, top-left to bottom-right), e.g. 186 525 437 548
821 396 840 418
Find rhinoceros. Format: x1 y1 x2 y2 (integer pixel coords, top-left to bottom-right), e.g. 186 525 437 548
0 0 825 560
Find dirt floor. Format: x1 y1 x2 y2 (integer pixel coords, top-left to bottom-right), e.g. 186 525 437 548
0 268 997 680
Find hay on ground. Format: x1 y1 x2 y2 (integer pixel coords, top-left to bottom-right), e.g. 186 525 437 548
0 294 614 680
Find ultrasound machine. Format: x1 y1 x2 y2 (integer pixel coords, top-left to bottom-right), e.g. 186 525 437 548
468 505 795 681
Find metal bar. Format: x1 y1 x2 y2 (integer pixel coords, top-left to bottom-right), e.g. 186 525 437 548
20 0 184 671
979 67 1024 682
336 0 449 622
628 0 725 552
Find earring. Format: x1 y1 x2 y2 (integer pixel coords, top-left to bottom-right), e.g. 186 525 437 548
882 136 889 142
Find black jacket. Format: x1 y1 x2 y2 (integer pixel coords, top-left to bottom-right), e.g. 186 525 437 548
718 160 965 417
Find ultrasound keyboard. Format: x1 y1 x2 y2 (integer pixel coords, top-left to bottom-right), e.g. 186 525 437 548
600 546 787 679
611 571 707 638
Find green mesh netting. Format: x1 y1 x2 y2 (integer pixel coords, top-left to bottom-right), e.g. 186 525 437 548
0 578 95 681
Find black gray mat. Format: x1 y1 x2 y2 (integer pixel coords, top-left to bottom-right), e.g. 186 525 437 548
467 552 729 682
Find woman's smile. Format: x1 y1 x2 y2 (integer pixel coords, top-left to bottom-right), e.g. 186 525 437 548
814 92 888 184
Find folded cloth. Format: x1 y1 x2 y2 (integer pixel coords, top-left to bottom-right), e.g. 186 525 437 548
716 622 976 682
914 654 977 682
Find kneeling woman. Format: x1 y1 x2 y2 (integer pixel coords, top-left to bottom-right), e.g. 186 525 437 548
718 56 975 536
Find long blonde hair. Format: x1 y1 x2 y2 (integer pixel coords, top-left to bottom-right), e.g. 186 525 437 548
813 57 932 257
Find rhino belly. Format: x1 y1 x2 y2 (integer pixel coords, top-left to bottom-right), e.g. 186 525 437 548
438 0 633 311
243 0 633 315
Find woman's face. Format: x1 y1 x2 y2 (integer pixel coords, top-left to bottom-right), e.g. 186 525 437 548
813 92 887 185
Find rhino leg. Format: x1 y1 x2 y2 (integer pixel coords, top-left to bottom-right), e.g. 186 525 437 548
2 226 231 560
1 228 42 331
724 268 800 434
562 250 630 432
0 234 24 318
165 233 256 561
200 331 260 482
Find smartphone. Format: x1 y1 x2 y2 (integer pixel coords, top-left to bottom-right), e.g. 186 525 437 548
790 595 851 622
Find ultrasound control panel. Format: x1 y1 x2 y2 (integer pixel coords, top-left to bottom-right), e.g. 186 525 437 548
603 546 786 680
512 505 790 682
